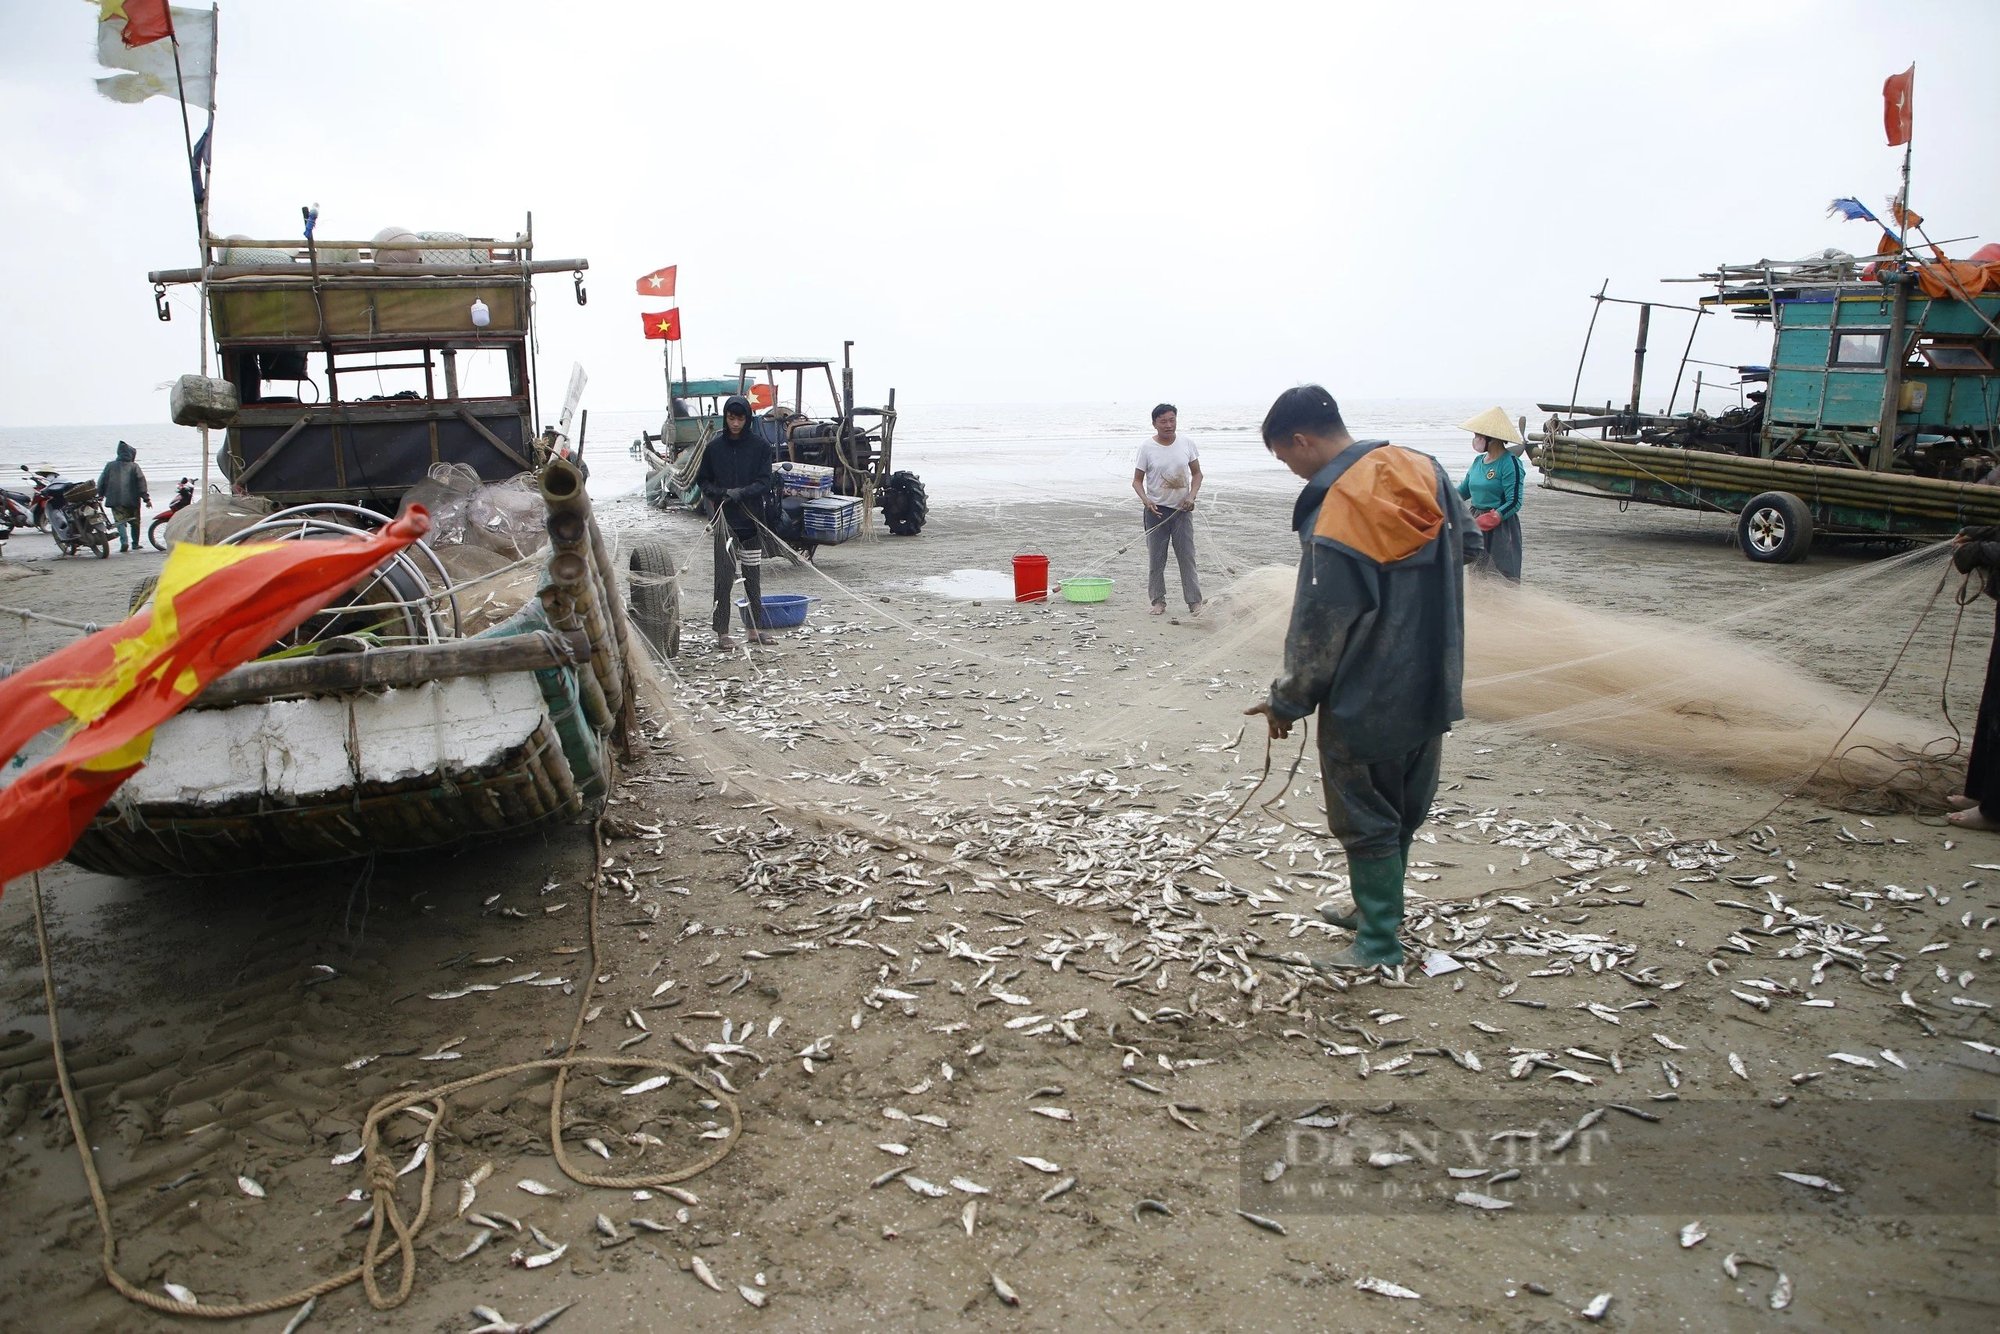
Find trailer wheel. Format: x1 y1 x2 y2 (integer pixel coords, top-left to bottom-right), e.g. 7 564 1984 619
1737 491 1813 564
627 537 681 658
879 471 928 537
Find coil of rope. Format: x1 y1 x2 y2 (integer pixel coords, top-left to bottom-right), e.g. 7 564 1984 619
29 810 739 1320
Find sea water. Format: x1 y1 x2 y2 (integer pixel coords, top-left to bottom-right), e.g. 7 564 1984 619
0 398 1521 511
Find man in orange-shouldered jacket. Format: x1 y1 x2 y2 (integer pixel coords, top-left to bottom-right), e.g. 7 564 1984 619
1245 385 1482 971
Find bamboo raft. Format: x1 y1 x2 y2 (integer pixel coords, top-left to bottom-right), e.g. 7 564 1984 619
63 459 637 878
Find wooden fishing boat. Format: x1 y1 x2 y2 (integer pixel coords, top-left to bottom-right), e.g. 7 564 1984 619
45 229 682 877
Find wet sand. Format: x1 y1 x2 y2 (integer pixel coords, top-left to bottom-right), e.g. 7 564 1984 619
2 482 1997 1331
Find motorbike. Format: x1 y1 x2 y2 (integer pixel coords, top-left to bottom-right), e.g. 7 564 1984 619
42 476 114 558
15 464 61 532
148 477 198 550
0 480 33 533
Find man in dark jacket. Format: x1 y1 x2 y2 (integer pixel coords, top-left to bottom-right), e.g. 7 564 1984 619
97 441 150 553
1948 526 2000 831
693 396 776 649
1245 385 1481 969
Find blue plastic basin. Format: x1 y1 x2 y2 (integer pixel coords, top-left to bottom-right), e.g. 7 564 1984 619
736 593 811 628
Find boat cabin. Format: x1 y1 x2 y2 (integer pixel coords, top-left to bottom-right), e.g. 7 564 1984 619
148 228 588 510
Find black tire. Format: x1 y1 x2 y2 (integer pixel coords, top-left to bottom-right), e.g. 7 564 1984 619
129 576 159 614
148 513 171 550
33 510 47 533
92 538 111 559
626 537 682 659
879 470 928 537
1737 491 1812 563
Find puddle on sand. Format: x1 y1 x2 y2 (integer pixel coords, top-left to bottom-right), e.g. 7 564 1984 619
916 568 1018 601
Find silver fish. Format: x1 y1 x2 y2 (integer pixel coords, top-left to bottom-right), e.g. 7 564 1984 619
1454 1191 1514 1211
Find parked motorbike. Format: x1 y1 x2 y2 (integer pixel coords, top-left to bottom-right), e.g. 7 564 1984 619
148 477 198 550
0 480 33 533
43 476 114 558
16 464 61 531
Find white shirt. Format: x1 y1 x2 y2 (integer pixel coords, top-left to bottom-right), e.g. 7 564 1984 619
1135 438 1199 507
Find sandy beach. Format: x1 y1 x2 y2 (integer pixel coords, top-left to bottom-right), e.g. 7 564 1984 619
2 476 1997 1331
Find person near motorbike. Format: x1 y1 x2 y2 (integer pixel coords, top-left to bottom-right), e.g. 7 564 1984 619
693 395 775 650
97 441 151 553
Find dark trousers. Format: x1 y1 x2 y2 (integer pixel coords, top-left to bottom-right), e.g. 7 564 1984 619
1142 505 1202 608
711 523 767 635
1969 601 2000 816
1318 735 1445 861
1472 512 1523 582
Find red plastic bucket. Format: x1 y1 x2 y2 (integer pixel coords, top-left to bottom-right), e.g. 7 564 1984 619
1012 554 1050 603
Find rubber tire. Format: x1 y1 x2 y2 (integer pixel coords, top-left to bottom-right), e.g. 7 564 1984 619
879 470 929 537
148 513 171 550
129 576 159 614
1737 491 1812 564
92 538 110 559
626 537 682 659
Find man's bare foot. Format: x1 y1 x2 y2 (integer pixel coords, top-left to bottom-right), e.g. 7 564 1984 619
1188 601 1206 616
716 633 738 651
1948 794 1979 810
1947 806 2000 831
1149 602 1166 616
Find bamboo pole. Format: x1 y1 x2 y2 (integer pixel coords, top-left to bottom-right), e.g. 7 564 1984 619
189 633 569 709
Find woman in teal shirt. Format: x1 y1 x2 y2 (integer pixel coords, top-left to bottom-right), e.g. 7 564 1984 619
1457 408 1527 581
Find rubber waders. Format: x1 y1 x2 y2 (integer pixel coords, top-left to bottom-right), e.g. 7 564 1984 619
1318 834 1418 933
1318 853 1405 968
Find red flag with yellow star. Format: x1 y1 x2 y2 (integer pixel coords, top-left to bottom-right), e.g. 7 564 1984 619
102 0 175 47
641 308 682 341
0 509 432 890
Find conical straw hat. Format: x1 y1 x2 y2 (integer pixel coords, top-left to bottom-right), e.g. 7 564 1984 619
1459 407 1523 444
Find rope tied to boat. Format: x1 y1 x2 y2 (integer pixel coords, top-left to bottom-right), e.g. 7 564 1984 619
28 805 740 1320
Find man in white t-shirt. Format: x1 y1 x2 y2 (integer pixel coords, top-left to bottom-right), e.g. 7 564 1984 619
1132 403 1205 615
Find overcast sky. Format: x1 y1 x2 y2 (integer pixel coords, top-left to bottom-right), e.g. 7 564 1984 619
3 0 1996 426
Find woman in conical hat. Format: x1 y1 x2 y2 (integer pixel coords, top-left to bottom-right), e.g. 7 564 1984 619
1456 407 1527 582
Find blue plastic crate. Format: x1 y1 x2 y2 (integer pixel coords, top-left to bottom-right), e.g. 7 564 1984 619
776 462 835 497
802 496 862 543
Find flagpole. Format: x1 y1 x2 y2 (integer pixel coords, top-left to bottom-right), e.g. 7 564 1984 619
166 7 222 540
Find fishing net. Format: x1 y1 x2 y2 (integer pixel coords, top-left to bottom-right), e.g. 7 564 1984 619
592 472 1984 884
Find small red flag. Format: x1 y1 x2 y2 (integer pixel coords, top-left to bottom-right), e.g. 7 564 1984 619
109 0 176 47
1883 65 1914 147
635 265 677 298
0 510 431 890
641 309 682 341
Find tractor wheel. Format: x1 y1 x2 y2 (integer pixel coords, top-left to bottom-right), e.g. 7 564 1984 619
626 537 682 658
1737 491 1812 564
879 470 929 537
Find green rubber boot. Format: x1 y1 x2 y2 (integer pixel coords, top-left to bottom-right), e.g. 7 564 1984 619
1317 854 1405 969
